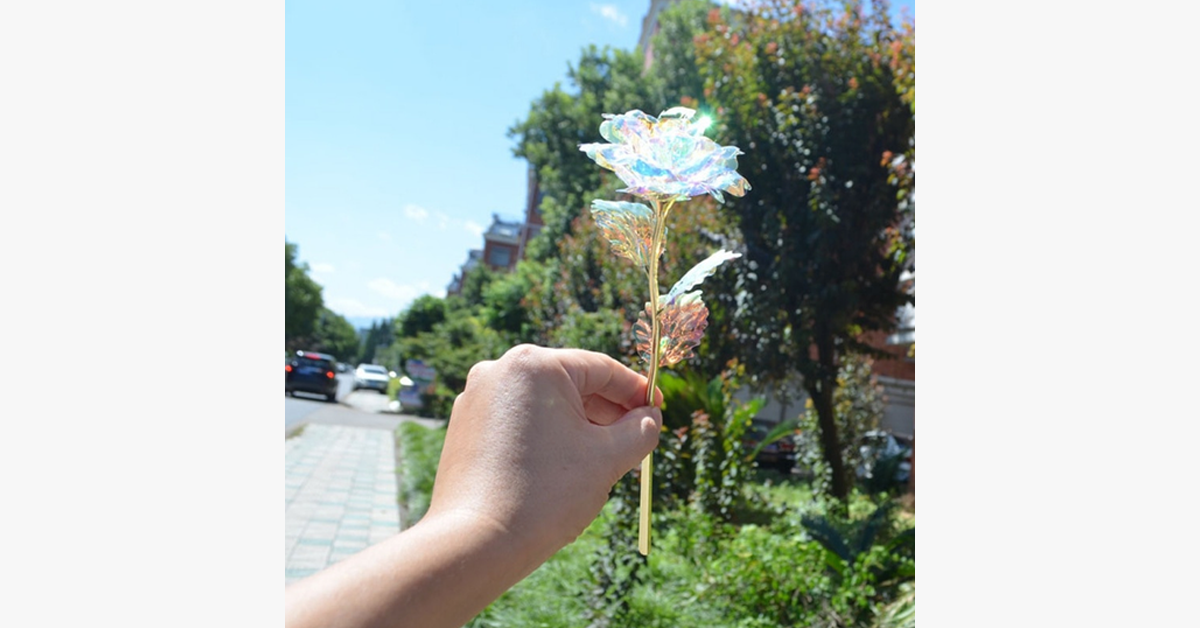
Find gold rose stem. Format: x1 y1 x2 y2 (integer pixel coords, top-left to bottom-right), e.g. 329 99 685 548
639 198 672 556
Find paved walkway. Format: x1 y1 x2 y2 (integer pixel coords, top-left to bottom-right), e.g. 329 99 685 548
285 423 401 584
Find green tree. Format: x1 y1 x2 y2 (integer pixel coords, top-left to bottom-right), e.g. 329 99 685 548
480 266 536 344
509 35 745 374
285 241 323 351
395 294 447 339
398 306 506 418
508 45 657 263
694 0 916 498
357 318 394 365
309 307 361 363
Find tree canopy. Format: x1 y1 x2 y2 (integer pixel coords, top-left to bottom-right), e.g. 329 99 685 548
285 241 324 351
694 0 915 497
338 0 917 503
286 240 361 361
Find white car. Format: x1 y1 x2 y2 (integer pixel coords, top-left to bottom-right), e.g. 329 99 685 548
353 364 391 393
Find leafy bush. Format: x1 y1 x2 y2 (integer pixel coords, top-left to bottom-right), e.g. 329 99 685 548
792 352 887 496
654 367 762 522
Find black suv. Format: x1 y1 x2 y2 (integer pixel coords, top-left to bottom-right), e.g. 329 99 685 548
285 351 339 401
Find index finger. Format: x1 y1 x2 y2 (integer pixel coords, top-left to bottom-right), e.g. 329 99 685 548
554 348 661 410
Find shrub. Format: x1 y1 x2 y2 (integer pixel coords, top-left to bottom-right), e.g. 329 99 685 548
655 367 762 522
793 352 887 496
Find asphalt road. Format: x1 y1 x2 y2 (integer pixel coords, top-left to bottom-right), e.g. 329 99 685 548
285 373 431 435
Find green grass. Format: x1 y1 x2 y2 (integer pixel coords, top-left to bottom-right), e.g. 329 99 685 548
468 524 601 627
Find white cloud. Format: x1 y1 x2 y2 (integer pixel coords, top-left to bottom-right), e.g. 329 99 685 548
591 3 628 27
310 262 334 274
403 203 429 221
378 231 392 242
463 219 485 238
325 296 391 318
367 278 433 304
399 202 490 240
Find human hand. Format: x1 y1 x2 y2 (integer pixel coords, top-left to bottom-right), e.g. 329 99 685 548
427 344 662 564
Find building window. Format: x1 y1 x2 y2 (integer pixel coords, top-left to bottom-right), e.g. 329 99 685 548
487 247 511 268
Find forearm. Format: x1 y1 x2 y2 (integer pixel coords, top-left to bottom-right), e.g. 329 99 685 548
284 509 543 628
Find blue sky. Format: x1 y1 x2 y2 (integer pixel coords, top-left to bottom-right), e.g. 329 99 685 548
286 0 914 328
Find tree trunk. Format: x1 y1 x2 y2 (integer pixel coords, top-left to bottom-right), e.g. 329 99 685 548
811 330 849 500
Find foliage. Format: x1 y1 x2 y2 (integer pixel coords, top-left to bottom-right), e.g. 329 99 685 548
549 307 628 355
655 366 763 521
874 582 915 628
357 318 395 366
791 352 887 494
392 282 510 419
585 474 647 628
400 307 506 418
644 0 712 109
508 45 658 263
531 488 913 628
285 241 323 351
307 307 360 363
394 294 446 339
468 524 601 627
479 264 537 344
693 0 915 498
507 40 744 376
395 421 446 526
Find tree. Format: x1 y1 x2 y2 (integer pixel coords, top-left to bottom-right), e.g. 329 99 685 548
285 241 323 351
507 45 658 263
395 294 447 339
508 34 745 374
357 318 394 365
694 0 916 498
397 303 506 419
309 308 361 363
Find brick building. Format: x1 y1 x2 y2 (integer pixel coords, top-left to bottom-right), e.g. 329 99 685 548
446 166 545 295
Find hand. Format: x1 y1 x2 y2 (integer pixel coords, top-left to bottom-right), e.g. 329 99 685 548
285 345 662 628
428 344 663 563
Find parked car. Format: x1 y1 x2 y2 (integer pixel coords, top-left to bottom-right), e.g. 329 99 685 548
856 430 913 486
743 419 797 473
286 351 339 402
353 364 391 393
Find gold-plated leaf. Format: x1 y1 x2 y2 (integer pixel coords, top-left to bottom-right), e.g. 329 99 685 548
590 200 664 272
633 291 709 367
667 249 741 301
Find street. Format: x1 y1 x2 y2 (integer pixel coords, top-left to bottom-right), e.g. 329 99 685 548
285 373 409 434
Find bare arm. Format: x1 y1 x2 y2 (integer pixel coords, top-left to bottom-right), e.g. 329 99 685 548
284 345 663 628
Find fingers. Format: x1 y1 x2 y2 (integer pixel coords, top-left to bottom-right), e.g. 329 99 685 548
553 348 655 410
603 406 663 475
463 359 496 391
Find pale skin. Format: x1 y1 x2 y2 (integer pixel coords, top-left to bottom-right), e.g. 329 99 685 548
284 345 664 628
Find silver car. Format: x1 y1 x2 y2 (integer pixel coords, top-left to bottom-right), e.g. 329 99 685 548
353 364 391 393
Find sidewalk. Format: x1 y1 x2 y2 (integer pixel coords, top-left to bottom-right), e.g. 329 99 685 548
284 423 401 584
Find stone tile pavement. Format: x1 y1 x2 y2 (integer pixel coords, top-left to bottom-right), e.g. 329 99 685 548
285 423 401 584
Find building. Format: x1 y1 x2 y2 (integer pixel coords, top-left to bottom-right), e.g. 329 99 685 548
446 164 547 295
636 0 675 70
517 164 545 260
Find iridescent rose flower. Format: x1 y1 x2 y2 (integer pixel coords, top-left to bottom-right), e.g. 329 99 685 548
579 107 751 203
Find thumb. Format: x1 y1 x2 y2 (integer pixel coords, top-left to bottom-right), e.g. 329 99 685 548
603 406 663 476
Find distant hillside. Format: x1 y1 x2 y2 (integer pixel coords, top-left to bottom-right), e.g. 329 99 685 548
347 316 392 333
